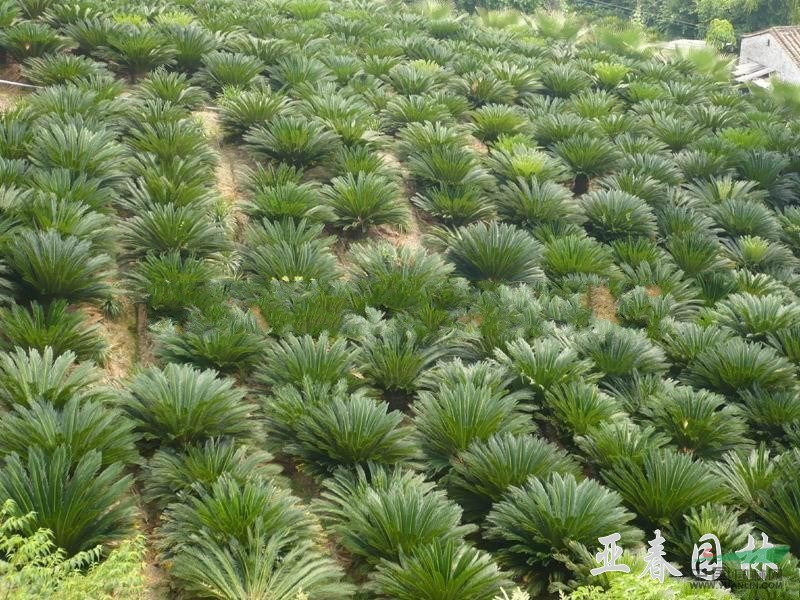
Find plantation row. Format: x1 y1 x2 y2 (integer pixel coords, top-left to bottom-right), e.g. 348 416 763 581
1 0 800 598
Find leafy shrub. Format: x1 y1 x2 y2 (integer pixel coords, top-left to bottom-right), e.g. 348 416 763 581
581 190 658 241
0 501 145 600
347 241 453 312
323 172 410 233
143 438 282 510
575 419 670 470
257 332 355 388
124 363 256 449
412 379 533 472
153 307 267 376
495 178 581 231
244 115 340 169
369 540 511 600
0 398 138 467
603 448 729 531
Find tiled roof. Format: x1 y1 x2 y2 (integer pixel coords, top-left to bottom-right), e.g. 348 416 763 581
742 26 800 67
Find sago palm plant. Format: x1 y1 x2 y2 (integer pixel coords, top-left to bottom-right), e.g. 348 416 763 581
124 363 257 450
485 473 641 595
434 221 544 287
0 445 134 555
0 300 106 362
445 433 582 522
369 540 511 600
412 379 533 472
323 172 411 234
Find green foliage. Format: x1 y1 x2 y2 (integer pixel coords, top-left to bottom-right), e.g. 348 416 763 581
0 346 110 409
369 539 511 600
143 438 282 509
446 433 582 522
153 307 267 376
0 300 106 362
603 448 730 530
0 21 68 61
99 26 176 81
436 221 543 286
412 379 533 472
323 172 411 233
22 54 109 86
347 241 453 312
486 473 641 595
6 229 112 303
0 501 145 600
127 251 222 318
245 115 340 169
0 398 138 467
318 465 475 565
0 446 134 555
125 363 256 449
258 332 355 388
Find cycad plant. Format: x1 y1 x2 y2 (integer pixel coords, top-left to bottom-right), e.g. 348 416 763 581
323 172 411 234
153 307 267 377
0 397 139 467
435 221 543 287
603 448 730 531
21 54 109 86
369 540 511 600
0 300 106 362
485 473 641 595
0 346 111 409
644 386 751 460
494 178 581 232
317 465 475 566
553 134 620 194
244 115 341 169
257 332 355 389
124 363 257 450
193 51 266 91
241 218 339 284
412 380 533 473
0 446 134 555
142 438 282 510
347 241 453 312
99 25 177 81
445 433 582 522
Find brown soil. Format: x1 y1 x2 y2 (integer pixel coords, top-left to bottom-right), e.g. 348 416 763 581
79 299 137 384
587 284 619 323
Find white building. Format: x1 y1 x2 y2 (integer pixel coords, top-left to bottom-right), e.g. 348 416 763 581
736 26 800 86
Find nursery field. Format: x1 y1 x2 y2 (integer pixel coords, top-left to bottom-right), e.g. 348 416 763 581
1 0 800 598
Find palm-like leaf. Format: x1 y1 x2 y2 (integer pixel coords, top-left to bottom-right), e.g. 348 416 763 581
412 380 532 472
143 439 282 510
347 241 453 312
124 363 256 449
603 448 730 530
0 445 134 555
446 433 581 522
437 221 543 286
370 540 510 600
0 346 111 409
485 473 641 594
575 419 669 470
0 397 139 467
323 172 410 233
257 332 355 389
318 465 475 565
0 300 106 362
244 115 340 169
